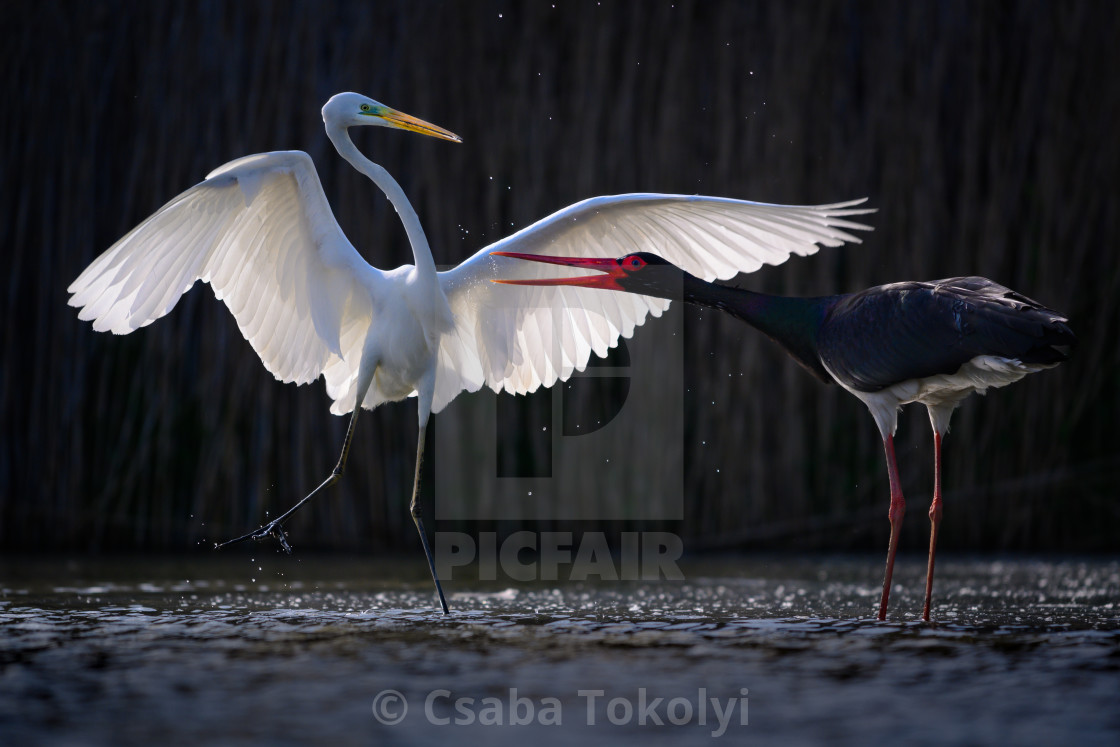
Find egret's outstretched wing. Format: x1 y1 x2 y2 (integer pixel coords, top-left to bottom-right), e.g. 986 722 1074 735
433 194 873 411
68 151 376 412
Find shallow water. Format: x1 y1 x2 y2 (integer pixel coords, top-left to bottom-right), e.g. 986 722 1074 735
2 554 1118 745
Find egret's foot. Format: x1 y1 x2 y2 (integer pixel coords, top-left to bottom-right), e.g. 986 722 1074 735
269 523 293 553
214 520 293 554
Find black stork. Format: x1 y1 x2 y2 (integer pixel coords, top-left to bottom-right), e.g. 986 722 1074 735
493 251 1075 621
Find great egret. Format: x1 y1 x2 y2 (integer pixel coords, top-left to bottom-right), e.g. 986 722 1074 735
68 92 874 613
494 251 1075 620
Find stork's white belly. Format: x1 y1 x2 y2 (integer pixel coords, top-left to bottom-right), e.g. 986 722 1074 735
828 355 1057 438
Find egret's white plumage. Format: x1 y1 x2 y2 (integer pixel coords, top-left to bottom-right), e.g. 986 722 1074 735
433 194 871 411
68 92 874 612
70 167 873 416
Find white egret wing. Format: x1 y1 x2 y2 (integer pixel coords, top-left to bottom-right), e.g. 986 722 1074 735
67 150 377 413
433 193 873 412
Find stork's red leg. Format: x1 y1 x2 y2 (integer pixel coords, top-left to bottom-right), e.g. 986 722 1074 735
922 431 943 621
878 435 906 620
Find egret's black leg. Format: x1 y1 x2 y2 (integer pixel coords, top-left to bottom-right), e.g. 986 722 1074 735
878 435 906 621
409 422 450 614
215 401 364 552
922 431 944 621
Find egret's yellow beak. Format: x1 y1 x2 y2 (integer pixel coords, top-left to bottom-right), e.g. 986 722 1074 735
366 106 462 143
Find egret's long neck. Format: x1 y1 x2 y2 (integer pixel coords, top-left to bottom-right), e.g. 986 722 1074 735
329 126 438 277
679 274 839 384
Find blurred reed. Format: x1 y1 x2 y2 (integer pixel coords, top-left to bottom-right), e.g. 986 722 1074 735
3 0 1117 552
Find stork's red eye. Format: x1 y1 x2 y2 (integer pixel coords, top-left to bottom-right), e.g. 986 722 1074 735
627 256 646 269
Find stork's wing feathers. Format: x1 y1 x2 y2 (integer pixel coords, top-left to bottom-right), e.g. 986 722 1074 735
819 277 1076 392
67 151 376 413
433 194 873 412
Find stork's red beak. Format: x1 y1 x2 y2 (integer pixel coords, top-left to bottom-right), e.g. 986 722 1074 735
490 251 624 290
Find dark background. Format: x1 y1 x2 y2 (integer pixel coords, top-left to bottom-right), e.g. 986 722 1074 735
4 0 1117 554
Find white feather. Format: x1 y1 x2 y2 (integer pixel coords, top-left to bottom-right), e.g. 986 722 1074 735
70 153 872 417
434 194 872 412
68 150 376 403
829 355 1057 438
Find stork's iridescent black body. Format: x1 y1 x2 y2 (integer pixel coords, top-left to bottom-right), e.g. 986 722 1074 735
495 251 1076 621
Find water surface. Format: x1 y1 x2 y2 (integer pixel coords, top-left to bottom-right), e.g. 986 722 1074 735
2 555 1118 745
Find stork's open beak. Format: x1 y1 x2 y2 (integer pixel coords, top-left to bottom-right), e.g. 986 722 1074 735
368 106 462 143
490 251 625 290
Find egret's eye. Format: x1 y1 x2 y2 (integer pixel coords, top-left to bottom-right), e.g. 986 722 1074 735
360 104 371 112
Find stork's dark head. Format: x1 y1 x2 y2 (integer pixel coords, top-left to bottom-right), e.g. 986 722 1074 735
491 251 684 299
